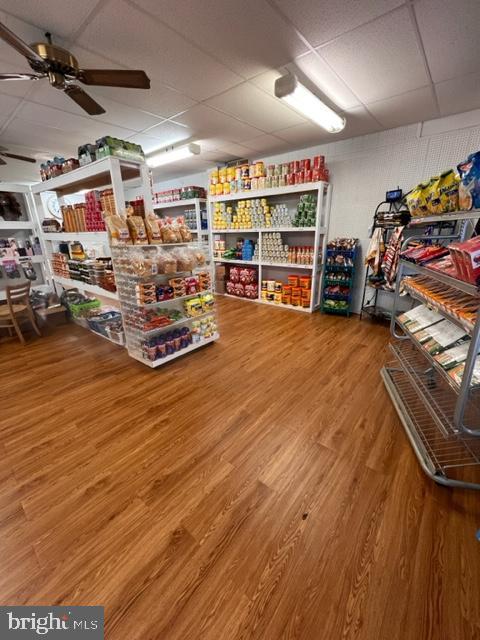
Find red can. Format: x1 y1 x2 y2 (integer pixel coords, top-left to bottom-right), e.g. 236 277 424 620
295 170 304 184
312 168 320 182
304 169 313 182
293 160 300 173
313 155 325 169
287 173 295 185
302 158 311 171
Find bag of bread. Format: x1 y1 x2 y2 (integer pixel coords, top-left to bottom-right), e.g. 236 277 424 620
194 248 207 267
156 247 177 274
105 214 132 245
176 215 192 242
160 219 178 244
144 212 163 244
127 215 148 244
171 247 195 272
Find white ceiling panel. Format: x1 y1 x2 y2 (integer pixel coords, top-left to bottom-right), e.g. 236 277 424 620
173 104 263 143
125 134 168 155
242 134 289 154
206 82 306 132
435 72 480 117
274 122 334 148
140 120 191 147
0 92 21 127
415 0 480 83
293 52 361 111
76 0 243 101
25 81 165 131
271 0 403 48
16 102 136 141
1 118 84 156
319 6 429 104
132 0 307 78
0 1 101 39
367 86 438 129
249 69 285 94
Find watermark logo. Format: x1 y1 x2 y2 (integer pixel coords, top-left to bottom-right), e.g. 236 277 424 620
0 607 103 638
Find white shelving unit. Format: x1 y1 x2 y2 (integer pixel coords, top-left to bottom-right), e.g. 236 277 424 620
31 157 150 350
153 197 209 240
210 181 331 313
0 182 47 299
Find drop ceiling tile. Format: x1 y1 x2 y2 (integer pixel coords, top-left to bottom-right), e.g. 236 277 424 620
0 1 100 39
26 81 165 131
16 102 137 141
274 123 334 147
132 0 307 78
367 86 438 129
1 117 84 157
125 134 167 155
76 0 243 101
140 121 191 147
319 6 429 103
172 104 263 143
242 134 289 154
0 93 21 127
435 72 480 117
271 0 403 48
415 0 480 83
69 45 196 119
206 83 306 133
249 69 285 95
292 52 361 110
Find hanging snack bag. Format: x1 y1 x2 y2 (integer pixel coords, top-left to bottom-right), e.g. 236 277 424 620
144 212 163 244
438 169 459 213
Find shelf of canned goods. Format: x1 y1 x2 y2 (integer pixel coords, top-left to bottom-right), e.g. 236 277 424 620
111 241 219 367
210 181 332 313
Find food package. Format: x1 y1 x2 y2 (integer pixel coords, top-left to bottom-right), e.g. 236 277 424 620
144 212 163 244
156 247 177 274
184 297 203 317
194 249 207 267
457 152 480 210
105 214 132 245
438 170 459 213
131 251 158 277
127 215 148 245
425 177 442 214
159 218 180 244
406 183 429 217
171 247 195 272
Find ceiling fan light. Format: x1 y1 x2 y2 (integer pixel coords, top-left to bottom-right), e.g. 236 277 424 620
147 143 200 168
274 73 345 133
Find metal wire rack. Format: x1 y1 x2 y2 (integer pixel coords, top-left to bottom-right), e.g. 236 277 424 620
382 365 480 486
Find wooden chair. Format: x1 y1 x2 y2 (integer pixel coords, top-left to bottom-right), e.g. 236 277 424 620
0 281 41 345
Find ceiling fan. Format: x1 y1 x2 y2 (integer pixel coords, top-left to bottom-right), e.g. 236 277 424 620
0 21 150 116
0 145 36 165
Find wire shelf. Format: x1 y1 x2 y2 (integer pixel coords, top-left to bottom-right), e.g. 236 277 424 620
383 364 480 475
389 340 480 436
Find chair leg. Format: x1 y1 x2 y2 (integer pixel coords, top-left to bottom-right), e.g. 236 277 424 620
27 307 41 337
11 314 26 345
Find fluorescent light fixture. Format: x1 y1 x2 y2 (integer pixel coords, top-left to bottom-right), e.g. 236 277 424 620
274 74 346 133
147 142 200 168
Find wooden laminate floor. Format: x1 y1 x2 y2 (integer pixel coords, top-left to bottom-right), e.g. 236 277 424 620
1 296 479 640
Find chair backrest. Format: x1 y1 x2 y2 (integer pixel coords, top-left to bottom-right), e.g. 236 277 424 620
6 281 31 308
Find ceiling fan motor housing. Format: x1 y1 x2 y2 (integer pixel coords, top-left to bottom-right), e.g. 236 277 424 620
29 42 79 77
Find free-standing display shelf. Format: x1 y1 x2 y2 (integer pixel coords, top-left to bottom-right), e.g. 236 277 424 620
321 242 358 317
209 181 331 313
382 255 480 490
153 198 209 241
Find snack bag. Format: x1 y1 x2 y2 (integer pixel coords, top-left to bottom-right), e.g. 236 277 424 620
457 155 477 210
156 247 177 274
127 215 148 244
159 218 178 243
426 176 442 214
171 247 195 272
105 214 131 245
144 212 163 244
438 170 459 213
405 183 429 217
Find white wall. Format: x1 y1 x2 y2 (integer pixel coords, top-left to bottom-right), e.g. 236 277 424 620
153 109 480 312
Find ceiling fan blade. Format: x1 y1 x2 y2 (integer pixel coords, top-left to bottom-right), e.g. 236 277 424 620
1 152 36 163
64 85 106 115
0 22 46 65
0 72 42 81
0 157 7 165
78 68 150 89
